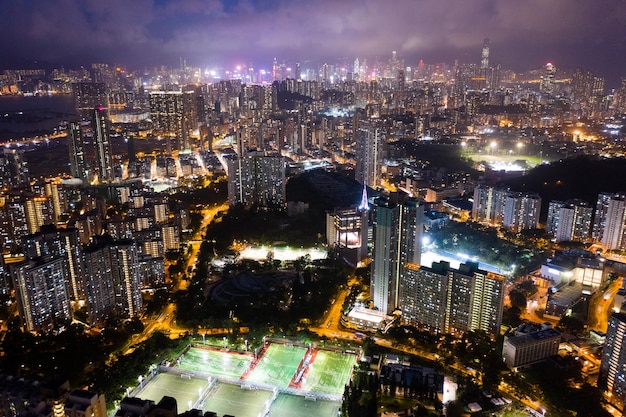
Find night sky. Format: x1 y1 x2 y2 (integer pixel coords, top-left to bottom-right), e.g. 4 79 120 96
2 0 626 85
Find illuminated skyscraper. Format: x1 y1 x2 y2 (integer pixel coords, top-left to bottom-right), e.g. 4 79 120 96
82 236 142 325
371 196 424 314
22 225 84 302
68 122 88 182
481 38 490 73
355 121 384 188
401 261 504 337
472 185 509 225
546 199 593 243
479 38 490 90
0 148 29 189
600 194 626 250
473 186 540 231
226 152 286 207
92 107 114 183
502 193 541 232
149 90 184 151
540 63 557 94
593 192 614 242
599 313 626 411
10 256 72 332
72 82 108 121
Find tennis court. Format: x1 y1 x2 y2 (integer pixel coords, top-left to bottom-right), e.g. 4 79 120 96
175 346 253 380
267 393 341 417
201 382 274 417
301 350 358 396
247 344 308 388
133 372 209 412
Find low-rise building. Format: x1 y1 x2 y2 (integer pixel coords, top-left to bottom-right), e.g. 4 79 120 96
502 327 561 370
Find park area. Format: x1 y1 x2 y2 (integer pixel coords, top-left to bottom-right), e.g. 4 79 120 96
130 341 358 417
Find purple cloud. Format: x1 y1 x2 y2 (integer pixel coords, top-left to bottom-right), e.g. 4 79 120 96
1 0 625 83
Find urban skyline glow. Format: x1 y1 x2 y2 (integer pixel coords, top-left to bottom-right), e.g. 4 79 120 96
1 0 626 85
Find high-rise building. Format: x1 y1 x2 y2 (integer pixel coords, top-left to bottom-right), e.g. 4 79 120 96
68 121 88 182
401 262 449 332
326 192 369 267
0 194 29 251
479 38 490 90
572 67 605 102
0 148 29 189
92 107 114 183
226 152 285 207
72 82 109 121
546 199 593 242
472 185 509 225
24 196 54 234
601 194 626 250
599 313 626 411
593 192 614 242
22 225 84 302
370 196 424 314
540 63 557 94
355 121 384 188
82 236 142 325
502 193 541 232
10 256 73 332
400 261 504 337
150 90 184 151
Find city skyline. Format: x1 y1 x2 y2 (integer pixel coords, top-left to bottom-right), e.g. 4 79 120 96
1 0 626 85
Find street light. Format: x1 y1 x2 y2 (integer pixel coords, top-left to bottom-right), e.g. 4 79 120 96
490 141 497 155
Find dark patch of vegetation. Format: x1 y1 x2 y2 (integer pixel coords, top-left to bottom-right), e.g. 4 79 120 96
0 317 146 393
169 178 227 206
88 332 189 407
512 359 611 417
393 141 479 175
503 156 626 219
204 205 324 253
176 254 348 333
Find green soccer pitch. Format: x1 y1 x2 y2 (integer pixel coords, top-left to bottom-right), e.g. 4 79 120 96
267 393 341 417
202 382 275 417
246 344 308 388
301 350 357 396
133 372 209 412
176 346 253 380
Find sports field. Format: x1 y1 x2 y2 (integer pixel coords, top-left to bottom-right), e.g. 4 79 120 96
247 344 308 388
201 382 274 417
175 346 253 380
267 393 341 417
133 372 209 412
301 350 357 396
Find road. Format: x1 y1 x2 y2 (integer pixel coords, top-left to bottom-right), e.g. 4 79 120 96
588 279 622 332
126 202 228 352
178 202 228 292
309 286 353 339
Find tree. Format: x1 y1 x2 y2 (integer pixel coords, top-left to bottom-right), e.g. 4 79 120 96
509 290 527 310
557 315 585 335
